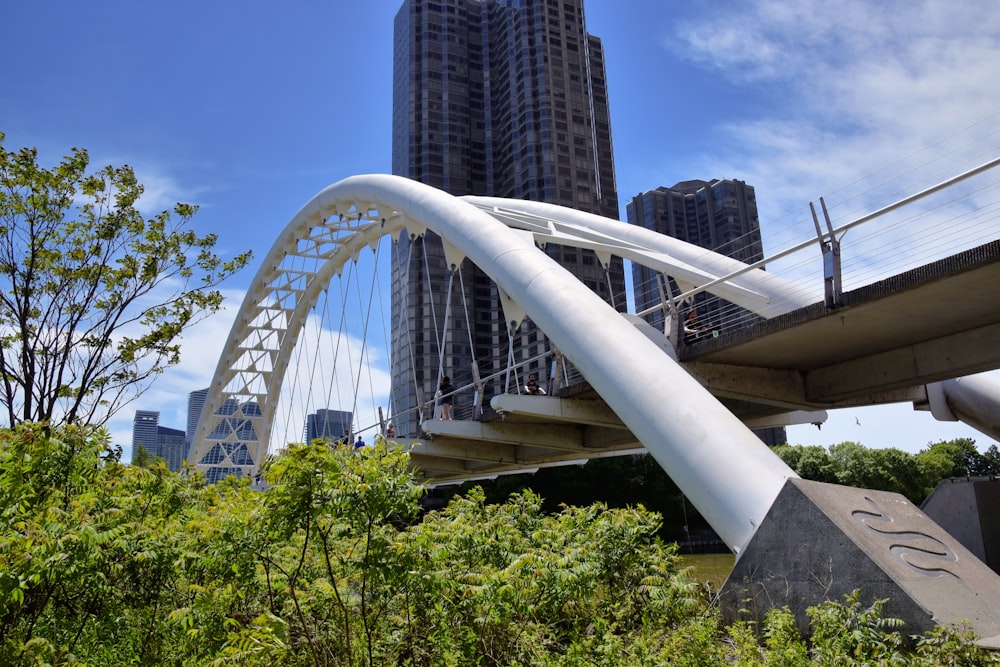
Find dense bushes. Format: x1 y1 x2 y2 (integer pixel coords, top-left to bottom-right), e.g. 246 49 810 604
0 425 997 665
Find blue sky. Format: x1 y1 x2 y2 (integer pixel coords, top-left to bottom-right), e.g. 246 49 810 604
3 0 999 458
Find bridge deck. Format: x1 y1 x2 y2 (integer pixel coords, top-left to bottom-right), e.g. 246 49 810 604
410 241 1000 484
682 239 1000 409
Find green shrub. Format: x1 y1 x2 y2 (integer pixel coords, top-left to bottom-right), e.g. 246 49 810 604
1 425 995 665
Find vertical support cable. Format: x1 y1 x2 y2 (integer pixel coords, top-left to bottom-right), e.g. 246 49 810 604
458 266 483 418
435 268 456 385
604 264 617 310
404 237 424 426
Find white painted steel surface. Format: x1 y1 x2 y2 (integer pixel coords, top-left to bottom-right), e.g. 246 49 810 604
193 174 798 553
929 372 1000 441
464 196 819 318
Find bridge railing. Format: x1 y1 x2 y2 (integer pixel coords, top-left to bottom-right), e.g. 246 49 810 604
667 156 1000 339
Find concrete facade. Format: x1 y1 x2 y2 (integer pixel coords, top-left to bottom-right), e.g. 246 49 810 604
719 478 1000 647
922 477 1000 575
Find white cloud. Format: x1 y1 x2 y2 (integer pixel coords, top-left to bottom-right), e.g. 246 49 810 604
667 0 1000 267
666 0 1000 454
674 0 1000 196
86 152 213 217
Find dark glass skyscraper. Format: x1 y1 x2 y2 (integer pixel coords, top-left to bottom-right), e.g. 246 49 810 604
628 179 765 333
305 409 353 445
391 0 625 436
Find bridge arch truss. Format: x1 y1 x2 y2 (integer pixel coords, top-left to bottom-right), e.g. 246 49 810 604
190 174 810 552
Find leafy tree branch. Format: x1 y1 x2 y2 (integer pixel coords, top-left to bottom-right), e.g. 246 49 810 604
0 132 251 427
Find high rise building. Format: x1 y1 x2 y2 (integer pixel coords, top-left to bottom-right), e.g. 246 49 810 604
132 410 159 459
186 388 208 452
628 179 765 333
305 408 353 445
627 178 785 445
131 410 187 471
391 0 625 436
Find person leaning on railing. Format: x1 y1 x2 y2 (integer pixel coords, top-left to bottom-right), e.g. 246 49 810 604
524 373 546 395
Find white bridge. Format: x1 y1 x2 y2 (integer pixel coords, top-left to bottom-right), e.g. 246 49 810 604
190 158 1000 556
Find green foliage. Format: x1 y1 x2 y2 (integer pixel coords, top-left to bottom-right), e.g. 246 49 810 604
914 623 1000 666
403 486 702 664
1 424 995 665
252 440 425 665
771 445 839 485
0 133 251 427
0 422 229 664
438 453 715 547
775 438 995 504
917 438 991 481
807 590 906 665
130 442 153 467
984 444 1000 476
760 607 809 667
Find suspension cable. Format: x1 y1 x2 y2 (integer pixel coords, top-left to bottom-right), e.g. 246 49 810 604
422 236 442 378
281 251 309 446
456 263 485 418
403 236 423 426
349 217 378 439
604 262 617 310
355 230 382 436
436 267 456 385
374 231 394 427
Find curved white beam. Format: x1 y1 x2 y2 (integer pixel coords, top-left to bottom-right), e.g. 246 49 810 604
927 372 1000 441
463 196 819 318
191 207 406 478
195 174 796 552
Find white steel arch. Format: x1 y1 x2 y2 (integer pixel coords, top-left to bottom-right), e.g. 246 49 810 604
463 196 818 319
191 174 801 553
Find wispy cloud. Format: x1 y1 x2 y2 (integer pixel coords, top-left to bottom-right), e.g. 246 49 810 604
87 152 214 217
669 0 1000 267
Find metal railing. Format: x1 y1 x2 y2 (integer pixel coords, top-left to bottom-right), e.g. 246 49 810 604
655 156 1000 339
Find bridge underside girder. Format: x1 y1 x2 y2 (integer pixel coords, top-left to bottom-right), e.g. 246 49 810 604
410 394 643 484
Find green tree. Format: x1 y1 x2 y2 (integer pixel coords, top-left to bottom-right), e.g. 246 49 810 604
984 444 1000 476
777 443 927 504
0 422 230 664
0 133 251 427
773 444 839 484
131 442 153 467
250 441 425 665
917 438 986 488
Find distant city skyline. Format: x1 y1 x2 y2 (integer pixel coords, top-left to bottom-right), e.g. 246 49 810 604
131 410 186 471
134 391 355 472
